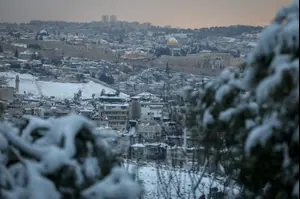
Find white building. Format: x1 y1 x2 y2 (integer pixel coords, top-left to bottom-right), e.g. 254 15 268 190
19 50 34 60
140 103 164 123
110 15 117 22
130 142 168 161
166 146 206 168
137 123 162 140
99 103 129 131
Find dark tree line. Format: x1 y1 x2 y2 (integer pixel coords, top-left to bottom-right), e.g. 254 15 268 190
99 73 115 85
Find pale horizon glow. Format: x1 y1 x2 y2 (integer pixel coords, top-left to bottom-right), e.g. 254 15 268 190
0 0 292 28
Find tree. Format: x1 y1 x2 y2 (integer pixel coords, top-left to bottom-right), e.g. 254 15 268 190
64 99 70 108
75 73 85 82
131 100 141 120
0 114 143 199
165 62 170 75
180 48 187 56
73 89 82 104
118 35 124 44
0 102 4 119
31 52 39 60
100 89 105 96
0 76 7 85
14 49 19 58
115 89 120 97
99 73 114 85
91 94 96 109
154 47 171 57
184 1 299 198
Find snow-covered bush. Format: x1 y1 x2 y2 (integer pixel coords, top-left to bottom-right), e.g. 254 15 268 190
185 1 299 198
0 113 143 199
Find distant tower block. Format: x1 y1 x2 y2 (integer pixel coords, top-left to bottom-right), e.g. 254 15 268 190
15 75 20 93
110 15 117 22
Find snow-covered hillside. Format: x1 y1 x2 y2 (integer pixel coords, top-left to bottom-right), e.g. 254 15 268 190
0 71 129 99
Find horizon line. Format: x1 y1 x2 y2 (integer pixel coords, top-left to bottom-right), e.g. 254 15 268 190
0 19 267 30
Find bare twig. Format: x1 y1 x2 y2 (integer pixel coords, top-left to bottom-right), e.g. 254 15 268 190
193 158 208 193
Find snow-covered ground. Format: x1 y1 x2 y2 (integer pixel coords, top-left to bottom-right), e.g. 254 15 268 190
0 71 129 99
125 162 239 199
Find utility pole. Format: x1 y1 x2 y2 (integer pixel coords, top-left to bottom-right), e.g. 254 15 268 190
183 127 188 169
165 62 171 114
180 69 184 88
145 63 150 93
183 126 188 196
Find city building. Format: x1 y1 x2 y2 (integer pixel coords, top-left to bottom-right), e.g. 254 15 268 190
140 102 164 123
156 52 240 76
121 50 149 61
99 103 130 131
166 146 206 168
23 106 44 117
0 86 14 103
229 57 244 66
174 33 190 45
110 15 117 22
130 143 167 161
102 15 109 23
167 37 179 54
140 22 152 30
137 123 162 142
19 50 34 60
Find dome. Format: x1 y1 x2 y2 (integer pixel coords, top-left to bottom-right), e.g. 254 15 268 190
167 37 178 45
39 30 49 36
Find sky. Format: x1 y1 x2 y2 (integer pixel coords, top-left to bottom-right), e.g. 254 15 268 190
0 0 292 28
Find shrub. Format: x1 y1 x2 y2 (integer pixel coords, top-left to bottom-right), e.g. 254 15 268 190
0 114 143 199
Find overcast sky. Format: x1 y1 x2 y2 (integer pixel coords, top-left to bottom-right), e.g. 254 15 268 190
0 0 292 28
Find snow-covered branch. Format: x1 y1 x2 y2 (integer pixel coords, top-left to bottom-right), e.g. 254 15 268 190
184 1 299 198
0 113 143 199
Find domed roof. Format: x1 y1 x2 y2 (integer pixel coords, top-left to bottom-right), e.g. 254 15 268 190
39 29 48 36
167 37 178 45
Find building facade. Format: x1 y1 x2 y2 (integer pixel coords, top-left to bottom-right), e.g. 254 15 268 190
137 123 162 141
102 15 109 23
99 103 129 131
155 52 244 76
0 86 15 103
110 15 117 22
